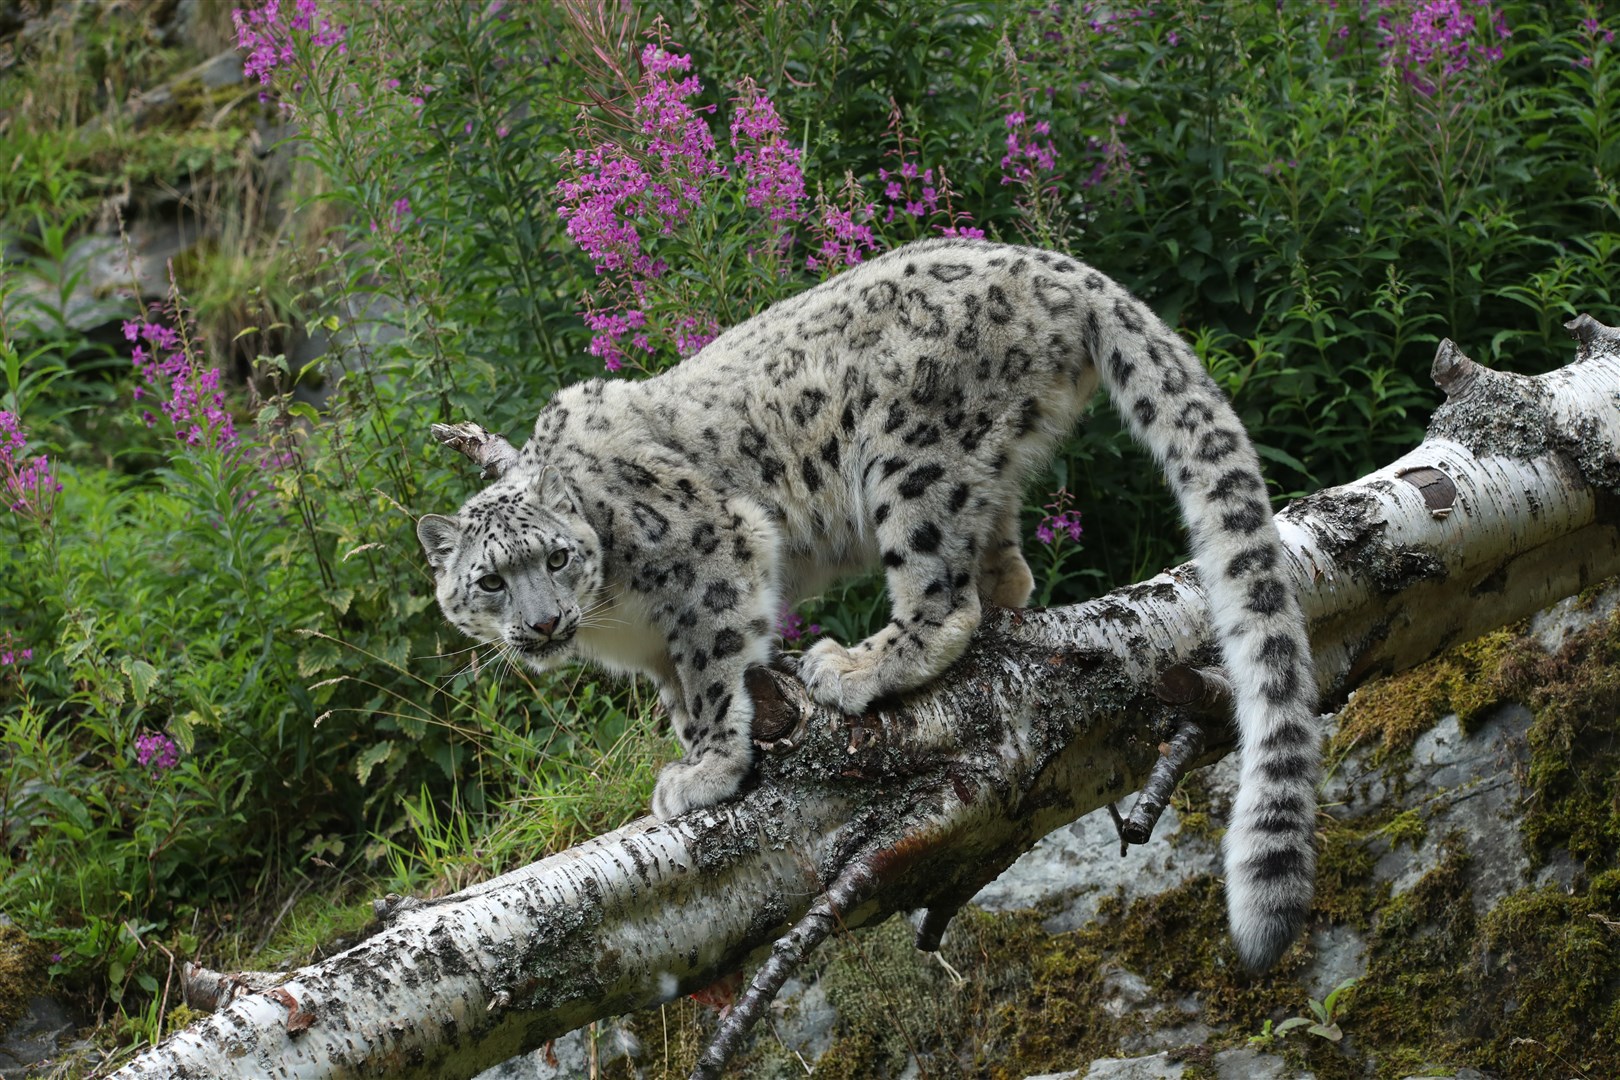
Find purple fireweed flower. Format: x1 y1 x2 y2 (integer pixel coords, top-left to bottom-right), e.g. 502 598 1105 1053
1035 489 1084 546
0 410 62 518
1002 111 1059 188
134 731 181 774
584 307 654 373
233 0 347 90
1575 12 1616 65
873 126 981 239
555 45 725 295
1379 0 1511 94
633 45 726 208
124 317 239 454
775 604 820 643
730 83 807 223
1035 510 1084 545
674 314 720 357
809 197 881 269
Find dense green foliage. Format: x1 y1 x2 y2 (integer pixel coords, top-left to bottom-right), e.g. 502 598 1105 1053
0 0 1615 1057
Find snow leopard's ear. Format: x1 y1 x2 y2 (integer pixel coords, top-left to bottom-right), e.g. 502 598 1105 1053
417 514 462 571
536 467 580 515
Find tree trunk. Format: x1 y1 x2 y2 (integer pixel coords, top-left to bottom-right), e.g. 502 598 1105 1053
108 321 1620 1080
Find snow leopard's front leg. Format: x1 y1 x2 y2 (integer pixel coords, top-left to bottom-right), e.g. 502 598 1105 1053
648 502 781 820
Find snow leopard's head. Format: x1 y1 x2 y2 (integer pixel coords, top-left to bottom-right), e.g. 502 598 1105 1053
417 469 603 671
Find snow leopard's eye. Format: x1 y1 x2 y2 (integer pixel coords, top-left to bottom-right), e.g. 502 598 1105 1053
476 574 505 593
547 549 570 571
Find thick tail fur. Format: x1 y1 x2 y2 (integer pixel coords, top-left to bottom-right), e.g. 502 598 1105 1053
1084 281 1320 971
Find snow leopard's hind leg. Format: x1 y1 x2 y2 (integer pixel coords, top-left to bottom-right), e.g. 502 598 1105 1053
977 500 1034 608
798 469 989 714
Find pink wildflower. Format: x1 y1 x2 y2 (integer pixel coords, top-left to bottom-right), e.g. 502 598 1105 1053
134 731 181 774
0 411 62 518
232 0 347 89
730 83 807 223
1035 489 1084 547
123 316 239 454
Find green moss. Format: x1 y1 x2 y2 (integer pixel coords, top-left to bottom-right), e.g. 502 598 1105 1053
1334 627 1532 760
1517 607 1620 872
0 923 47 1036
1168 769 1223 845
1376 807 1427 850
1327 838 1620 1079
1312 818 1385 926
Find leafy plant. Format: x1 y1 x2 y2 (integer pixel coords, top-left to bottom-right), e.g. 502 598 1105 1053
1250 977 1359 1047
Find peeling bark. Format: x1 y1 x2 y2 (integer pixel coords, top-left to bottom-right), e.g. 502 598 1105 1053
110 323 1620 1079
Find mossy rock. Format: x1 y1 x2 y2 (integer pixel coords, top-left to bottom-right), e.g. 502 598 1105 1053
0 923 47 1038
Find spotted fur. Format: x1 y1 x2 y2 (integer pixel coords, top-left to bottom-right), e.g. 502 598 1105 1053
418 238 1319 970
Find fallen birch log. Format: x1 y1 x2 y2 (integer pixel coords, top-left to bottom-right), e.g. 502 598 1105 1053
109 317 1620 1079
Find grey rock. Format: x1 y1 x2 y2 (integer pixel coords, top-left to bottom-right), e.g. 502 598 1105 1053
1304 923 1366 1002
1372 706 1533 914
0 995 75 1079
1117 1021 1215 1055
1212 1047 1315 1079
1082 1052 1183 1079
471 1021 636 1079
770 974 836 1064
1100 968 1154 1018
973 756 1229 931
1530 588 1620 653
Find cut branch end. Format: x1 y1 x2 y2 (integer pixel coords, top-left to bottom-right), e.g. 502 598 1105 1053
1431 339 1484 399
1565 313 1620 349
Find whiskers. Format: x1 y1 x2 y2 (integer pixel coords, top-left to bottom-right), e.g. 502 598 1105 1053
439 638 508 686
576 585 628 631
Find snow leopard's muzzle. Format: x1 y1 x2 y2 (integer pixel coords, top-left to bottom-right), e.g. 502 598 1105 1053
507 610 579 661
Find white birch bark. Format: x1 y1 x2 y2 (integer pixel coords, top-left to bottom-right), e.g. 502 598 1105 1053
108 320 1620 1080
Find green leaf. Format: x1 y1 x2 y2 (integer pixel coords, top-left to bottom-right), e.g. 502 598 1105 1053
378 637 411 670
120 657 160 708
355 741 395 787
1308 1022 1343 1042
1274 1017 1311 1036
1252 442 1310 478
169 711 200 755
298 637 344 677
1323 976 1357 1014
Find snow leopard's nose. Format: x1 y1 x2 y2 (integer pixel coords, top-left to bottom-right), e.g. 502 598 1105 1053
528 614 560 638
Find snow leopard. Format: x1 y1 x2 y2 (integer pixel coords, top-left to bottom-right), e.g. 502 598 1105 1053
417 238 1320 970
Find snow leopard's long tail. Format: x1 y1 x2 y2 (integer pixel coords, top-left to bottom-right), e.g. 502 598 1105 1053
1080 270 1320 971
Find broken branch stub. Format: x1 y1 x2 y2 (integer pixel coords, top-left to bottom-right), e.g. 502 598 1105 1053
431 421 521 480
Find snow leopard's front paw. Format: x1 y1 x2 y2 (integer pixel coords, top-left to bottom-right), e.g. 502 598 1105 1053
797 637 881 715
650 752 752 820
